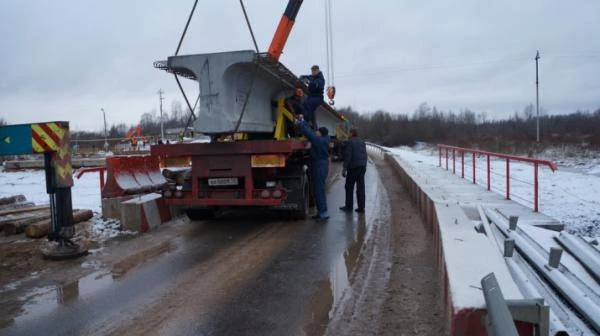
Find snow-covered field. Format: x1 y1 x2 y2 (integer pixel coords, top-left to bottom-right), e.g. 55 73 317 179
0 167 134 239
387 144 600 238
0 169 101 211
2 146 599 238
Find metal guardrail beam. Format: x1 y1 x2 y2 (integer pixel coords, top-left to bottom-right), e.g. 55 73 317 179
481 272 520 336
485 208 600 333
555 231 600 283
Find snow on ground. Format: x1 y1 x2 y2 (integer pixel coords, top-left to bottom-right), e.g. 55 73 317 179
386 144 600 238
0 168 101 211
0 166 136 238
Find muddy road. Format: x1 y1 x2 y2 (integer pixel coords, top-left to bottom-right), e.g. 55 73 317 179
1 158 445 336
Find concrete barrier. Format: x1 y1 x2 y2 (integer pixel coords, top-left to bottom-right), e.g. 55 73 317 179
382 153 534 335
120 193 171 233
101 196 135 220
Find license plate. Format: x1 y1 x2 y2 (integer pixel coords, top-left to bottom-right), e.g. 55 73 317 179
208 178 238 186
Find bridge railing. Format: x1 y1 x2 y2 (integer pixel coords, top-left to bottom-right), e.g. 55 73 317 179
437 144 557 212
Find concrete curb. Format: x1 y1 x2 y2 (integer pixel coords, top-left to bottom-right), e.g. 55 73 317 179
381 153 534 336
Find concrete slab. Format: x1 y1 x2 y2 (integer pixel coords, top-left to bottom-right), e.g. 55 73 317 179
101 196 134 220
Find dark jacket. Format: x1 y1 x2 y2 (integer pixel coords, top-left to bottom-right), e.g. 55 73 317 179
307 71 325 97
299 122 330 161
344 137 367 169
286 97 306 116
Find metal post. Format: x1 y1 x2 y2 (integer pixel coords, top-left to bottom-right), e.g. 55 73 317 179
101 108 108 151
534 163 539 212
452 149 456 174
504 238 515 258
535 50 540 143
487 155 491 191
472 152 476 184
99 170 105 190
548 248 562 269
461 151 464 178
438 146 442 167
509 216 519 231
158 89 165 141
445 148 449 170
506 158 510 200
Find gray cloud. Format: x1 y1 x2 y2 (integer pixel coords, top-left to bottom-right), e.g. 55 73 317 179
1 0 599 130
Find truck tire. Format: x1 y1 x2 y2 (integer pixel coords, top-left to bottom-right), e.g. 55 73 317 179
290 180 309 220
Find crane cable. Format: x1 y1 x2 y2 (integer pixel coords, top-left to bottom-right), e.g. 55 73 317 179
234 0 261 133
324 0 336 105
175 0 200 137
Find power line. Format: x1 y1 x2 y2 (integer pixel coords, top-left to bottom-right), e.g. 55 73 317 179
336 56 531 78
335 53 600 79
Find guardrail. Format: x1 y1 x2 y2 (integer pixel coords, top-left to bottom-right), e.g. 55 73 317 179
486 210 600 334
365 142 389 157
437 145 557 212
481 273 519 336
75 166 107 190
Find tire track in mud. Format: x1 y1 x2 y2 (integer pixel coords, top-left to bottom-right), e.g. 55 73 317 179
101 221 300 336
325 156 446 336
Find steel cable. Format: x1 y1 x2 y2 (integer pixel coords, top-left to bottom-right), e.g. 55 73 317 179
234 0 261 133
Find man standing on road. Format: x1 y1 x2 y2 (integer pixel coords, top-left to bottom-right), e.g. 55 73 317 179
298 120 330 221
299 65 325 127
340 128 367 213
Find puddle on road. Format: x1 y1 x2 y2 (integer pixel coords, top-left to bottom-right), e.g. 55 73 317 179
328 215 368 315
12 271 113 326
304 215 369 334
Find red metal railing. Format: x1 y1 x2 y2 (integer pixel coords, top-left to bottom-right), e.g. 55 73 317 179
437 145 557 212
75 166 107 190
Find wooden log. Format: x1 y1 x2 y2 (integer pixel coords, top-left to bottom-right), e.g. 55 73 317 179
0 211 50 230
25 210 94 238
0 195 26 206
0 201 36 211
0 205 50 217
3 214 51 235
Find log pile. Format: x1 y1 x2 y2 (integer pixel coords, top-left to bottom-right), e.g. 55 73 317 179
0 195 93 238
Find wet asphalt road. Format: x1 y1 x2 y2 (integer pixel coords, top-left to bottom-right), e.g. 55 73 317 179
2 161 385 336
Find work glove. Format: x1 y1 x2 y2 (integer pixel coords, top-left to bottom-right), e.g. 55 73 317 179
342 168 347 178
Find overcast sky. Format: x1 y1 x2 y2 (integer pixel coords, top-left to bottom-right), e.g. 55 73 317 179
1 0 599 132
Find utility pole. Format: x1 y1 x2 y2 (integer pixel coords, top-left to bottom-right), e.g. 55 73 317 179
101 108 108 150
158 89 165 141
535 50 540 143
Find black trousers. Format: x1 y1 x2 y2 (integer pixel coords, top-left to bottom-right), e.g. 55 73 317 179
345 166 366 210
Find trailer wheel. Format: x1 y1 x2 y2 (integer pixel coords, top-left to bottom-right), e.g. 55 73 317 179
291 180 310 220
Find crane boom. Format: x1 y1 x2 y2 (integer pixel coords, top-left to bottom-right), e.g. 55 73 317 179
267 0 303 61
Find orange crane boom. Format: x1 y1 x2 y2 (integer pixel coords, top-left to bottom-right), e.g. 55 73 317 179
267 0 303 61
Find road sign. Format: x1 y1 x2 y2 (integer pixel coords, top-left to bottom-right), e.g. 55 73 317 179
0 124 32 155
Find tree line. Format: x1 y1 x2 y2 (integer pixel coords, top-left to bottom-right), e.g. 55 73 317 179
339 103 600 151
4 101 598 152
71 101 191 145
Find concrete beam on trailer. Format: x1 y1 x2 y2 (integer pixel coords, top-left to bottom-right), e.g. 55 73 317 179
154 50 344 135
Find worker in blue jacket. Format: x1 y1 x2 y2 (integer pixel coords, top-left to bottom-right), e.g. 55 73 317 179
299 65 325 127
297 120 330 221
